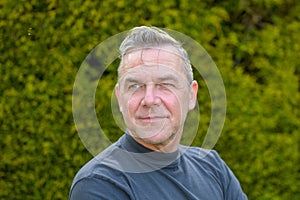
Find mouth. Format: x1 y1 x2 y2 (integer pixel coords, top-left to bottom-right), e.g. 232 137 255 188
137 116 168 123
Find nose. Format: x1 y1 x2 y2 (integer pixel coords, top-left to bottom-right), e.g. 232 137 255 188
141 84 161 107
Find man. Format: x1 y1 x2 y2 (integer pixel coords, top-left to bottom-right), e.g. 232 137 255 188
69 26 247 199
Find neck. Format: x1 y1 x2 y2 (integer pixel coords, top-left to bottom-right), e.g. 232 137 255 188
131 131 182 153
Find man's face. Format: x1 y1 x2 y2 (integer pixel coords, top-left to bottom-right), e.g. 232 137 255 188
116 46 198 147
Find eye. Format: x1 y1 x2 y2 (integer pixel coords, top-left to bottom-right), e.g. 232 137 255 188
159 82 175 89
128 83 143 90
128 84 139 89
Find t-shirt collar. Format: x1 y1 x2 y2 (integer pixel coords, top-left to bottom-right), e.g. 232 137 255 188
118 131 181 169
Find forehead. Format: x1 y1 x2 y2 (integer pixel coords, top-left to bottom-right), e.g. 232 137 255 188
120 46 185 76
119 65 187 85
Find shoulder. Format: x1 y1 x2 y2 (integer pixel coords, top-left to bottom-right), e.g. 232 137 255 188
69 169 131 199
70 140 132 186
181 146 238 177
180 146 229 179
69 145 132 200
180 146 248 200
71 155 119 185
180 146 225 168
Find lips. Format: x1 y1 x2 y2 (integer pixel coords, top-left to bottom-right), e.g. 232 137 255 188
136 116 169 123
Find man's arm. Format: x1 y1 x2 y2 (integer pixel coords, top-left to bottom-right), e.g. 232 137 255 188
211 150 248 200
69 176 131 200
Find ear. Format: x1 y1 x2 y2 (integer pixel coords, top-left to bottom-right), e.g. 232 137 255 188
188 80 198 110
115 83 123 112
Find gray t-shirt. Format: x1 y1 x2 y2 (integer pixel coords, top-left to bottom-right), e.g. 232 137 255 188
69 134 247 200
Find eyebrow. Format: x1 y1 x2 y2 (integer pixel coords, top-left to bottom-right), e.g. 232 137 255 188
122 74 181 86
123 77 140 84
157 74 180 83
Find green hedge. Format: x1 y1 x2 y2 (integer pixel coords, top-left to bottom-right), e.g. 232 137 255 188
1 0 299 199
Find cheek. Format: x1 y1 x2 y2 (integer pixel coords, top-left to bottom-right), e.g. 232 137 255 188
162 89 188 105
160 94 181 112
125 94 142 115
162 93 190 116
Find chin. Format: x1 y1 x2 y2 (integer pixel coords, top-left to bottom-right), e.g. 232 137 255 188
144 132 176 145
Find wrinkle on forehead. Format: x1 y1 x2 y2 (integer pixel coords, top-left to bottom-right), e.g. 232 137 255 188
119 46 185 76
119 64 187 84
117 64 190 94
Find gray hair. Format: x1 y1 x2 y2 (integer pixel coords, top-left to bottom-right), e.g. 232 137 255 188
118 26 193 82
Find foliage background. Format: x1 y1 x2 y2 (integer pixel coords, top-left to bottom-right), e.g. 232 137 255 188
1 0 299 199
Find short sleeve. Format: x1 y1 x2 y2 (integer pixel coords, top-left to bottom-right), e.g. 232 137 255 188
211 151 248 200
69 176 131 200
